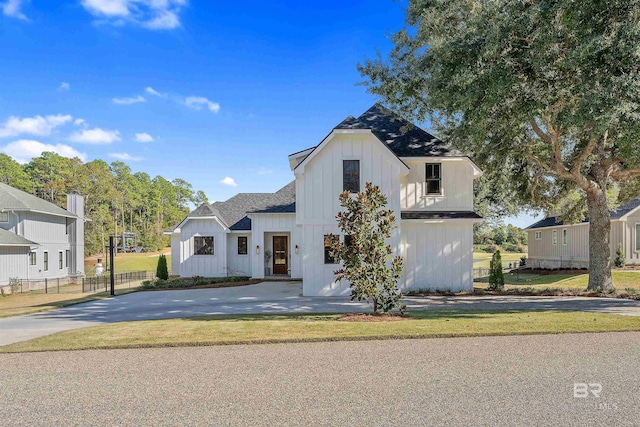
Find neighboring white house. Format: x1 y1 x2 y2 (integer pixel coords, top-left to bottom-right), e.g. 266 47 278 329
167 104 483 295
526 199 640 269
0 183 85 286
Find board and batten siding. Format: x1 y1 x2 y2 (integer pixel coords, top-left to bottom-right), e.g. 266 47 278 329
227 233 252 276
400 222 474 292
170 232 180 274
179 219 227 277
21 212 71 280
249 213 301 279
400 159 475 211
0 246 30 286
615 209 640 264
295 132 405 296
527 224 590 268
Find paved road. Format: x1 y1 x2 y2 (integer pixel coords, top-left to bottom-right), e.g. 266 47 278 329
2 281 640 346
1 333 638 426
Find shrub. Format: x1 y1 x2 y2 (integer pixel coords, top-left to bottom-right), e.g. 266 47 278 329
8 278 20 294
487 250 505 291
156 254 169 280
520 255 527 267
614 243 626 268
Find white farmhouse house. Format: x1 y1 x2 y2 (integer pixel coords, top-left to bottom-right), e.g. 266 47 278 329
167 104 483 295
0 183 85 286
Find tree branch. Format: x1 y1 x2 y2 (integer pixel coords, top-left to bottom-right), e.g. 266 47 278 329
610 168 640 181
529 120 552 144
570 128 601 175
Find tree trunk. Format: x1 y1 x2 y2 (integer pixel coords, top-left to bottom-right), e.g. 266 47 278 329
586 189 613 291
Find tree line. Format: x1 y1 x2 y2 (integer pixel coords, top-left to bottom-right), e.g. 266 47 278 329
0 152 207 256
474 223 528 254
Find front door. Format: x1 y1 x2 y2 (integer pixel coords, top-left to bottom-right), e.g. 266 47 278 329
273 236 288 275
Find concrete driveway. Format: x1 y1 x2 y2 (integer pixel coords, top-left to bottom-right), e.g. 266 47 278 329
2 280 640 346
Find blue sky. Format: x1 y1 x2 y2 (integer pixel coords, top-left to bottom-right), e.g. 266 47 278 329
0 0 538 227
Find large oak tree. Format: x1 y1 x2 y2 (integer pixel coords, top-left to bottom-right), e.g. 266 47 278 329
359 0 640 290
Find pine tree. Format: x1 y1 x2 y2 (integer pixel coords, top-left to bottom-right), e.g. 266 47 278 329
614 243 626 268
156 254 169 280
488 250 505 291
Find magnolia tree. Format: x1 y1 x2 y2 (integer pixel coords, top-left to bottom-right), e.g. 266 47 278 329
359 0 640 291
329 182 405 314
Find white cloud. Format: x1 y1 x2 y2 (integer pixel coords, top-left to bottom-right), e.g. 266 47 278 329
145 86 166 97
112 95 146 105
258 168 273 175
1 140 87 164
74 118 86 126
185 96 220 113
220 177 237 187
109 152 143 161
81 0 186 30
1 0 28 20
135 132 154 143
69 128 121 144
0 114 73 138
59 82 70 91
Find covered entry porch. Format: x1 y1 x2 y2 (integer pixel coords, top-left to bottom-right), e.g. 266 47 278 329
263 232 292 277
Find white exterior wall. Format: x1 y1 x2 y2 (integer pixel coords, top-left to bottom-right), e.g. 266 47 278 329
527 224 590 269
400 221 474 292
179 219 228 277
295 132 405 296
227 233 252 276
249 214 300 279
66 194 85 276
618 210 640 264
400 159 475 211
170 232 180 274
0 246 30 286
21 212 71 280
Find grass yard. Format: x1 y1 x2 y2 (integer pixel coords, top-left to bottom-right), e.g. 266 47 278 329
473 252 527 268
476 270 640 290
3 310 640 353
0 289 137 318
84 251 171 276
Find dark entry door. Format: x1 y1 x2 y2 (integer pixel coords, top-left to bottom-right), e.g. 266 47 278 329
273 236 288 275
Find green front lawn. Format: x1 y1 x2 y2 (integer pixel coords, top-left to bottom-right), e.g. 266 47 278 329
476 270 640 290
473 252 527 269
3 310 640 353
85 251 171 275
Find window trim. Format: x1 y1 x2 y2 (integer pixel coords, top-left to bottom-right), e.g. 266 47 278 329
237 236 248 255
43 251 49 271
425 163 442 196
29 251 37 266
552 230 557 246
342 159 360 193
324 235 338 264
0 212 8 223
562 229 568 245
193 236 215 256
534 231 542 240
59 251 63 270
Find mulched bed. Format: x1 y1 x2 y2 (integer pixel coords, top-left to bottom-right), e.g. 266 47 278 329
337 313 408 322
141 280 262 291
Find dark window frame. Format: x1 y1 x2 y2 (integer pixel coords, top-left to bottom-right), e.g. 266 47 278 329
43 251 49 271
237 236 248 255
59 251 63 270
194 236 215 255
65 250 69 267
324 235 338 264
425 163 442 195
343 160 360 193
29 251 36 266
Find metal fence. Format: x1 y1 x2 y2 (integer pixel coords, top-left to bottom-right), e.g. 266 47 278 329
2 271 155 295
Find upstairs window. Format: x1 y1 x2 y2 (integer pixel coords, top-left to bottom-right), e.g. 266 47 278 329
324 235 338 264
194 236 214 255
238 236 248 255
535 231 542 240
0 212 8 222
343 160 360 193
425 163 442 195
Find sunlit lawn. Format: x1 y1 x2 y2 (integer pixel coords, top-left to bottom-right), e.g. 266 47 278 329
3 310 640 353
476 270 640 290
84 251 171 275
473 252 527 268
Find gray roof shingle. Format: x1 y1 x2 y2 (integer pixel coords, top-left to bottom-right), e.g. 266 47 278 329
0 227 37 247
526 198 640 229
0 182 77 218
176 181 296 232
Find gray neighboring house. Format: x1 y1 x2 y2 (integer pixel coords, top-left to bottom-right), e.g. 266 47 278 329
526 199 640 269
0 183 85 287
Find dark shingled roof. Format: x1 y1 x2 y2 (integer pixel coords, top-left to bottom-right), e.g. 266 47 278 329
401 211 482 220
526 198 640 229
334 104 463 157
175 181 296 232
